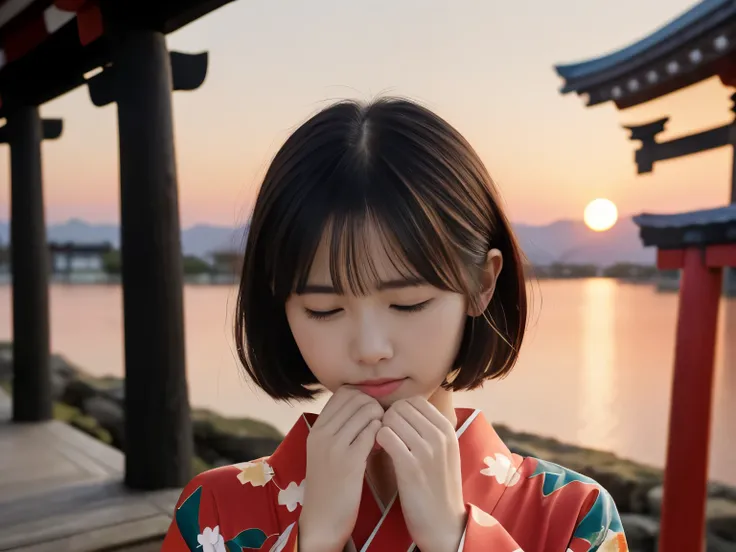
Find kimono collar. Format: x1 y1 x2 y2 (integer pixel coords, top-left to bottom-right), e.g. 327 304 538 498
267 407 517 494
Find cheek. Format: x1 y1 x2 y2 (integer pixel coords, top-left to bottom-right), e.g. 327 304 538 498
403 299 467 379
285 305 344 390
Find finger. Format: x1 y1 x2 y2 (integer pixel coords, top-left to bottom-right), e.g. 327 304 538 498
336 400 384 448
405 396 456 438
376 426 414 470
350 418 382 458
393 399 445 443
382 404 424 452
323 392 378 436
312 387 361 429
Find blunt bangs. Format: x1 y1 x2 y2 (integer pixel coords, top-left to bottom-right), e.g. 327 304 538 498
266 166 484 305
236 97 528 400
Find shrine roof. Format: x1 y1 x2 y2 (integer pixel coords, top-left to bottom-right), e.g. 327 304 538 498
633 204 736 248
554 0 736 109
0 0 234 118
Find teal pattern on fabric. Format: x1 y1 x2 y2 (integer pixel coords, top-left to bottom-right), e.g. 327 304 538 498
529 458 599 496
575 487 626 551
174 484 268 552
529 458 625 550
175 486 203 551
225 528 268 551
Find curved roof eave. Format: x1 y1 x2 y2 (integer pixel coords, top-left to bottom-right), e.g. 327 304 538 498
633 204 736 229
555 0 735 83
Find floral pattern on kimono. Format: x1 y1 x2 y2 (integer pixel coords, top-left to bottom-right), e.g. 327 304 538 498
162 408 628 552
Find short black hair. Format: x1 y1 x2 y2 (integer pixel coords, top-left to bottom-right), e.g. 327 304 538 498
234 97 528 400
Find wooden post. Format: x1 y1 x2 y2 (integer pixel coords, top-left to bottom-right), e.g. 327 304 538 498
0 108 61 422
113 30 192 490
658 247 722 552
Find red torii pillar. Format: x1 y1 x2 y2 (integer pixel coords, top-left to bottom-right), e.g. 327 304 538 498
635 208 736 552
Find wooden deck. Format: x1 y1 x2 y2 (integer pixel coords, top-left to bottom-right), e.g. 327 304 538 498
0 390 181 551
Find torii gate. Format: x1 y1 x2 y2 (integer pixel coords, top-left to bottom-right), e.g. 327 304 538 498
633 206 736 552
553 1 736 550
0 0 234 490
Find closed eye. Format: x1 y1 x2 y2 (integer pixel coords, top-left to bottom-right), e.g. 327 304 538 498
304 308 342 320
391 299 433 313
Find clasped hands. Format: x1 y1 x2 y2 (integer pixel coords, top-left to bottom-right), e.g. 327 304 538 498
299 388 467 552
376 395 467 552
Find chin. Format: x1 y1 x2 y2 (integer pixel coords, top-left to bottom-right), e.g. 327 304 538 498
376 387 433 408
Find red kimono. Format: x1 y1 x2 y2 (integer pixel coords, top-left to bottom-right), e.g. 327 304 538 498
162 408 628 551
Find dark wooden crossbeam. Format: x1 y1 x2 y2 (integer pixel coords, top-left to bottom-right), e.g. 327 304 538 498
626 123 730 173
624 93 736 203
0 119 63 144
87 51 208 107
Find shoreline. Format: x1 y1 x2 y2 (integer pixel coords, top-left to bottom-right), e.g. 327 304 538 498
0 342 734 550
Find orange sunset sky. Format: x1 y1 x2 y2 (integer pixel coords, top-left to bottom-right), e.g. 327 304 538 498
1 0 734 228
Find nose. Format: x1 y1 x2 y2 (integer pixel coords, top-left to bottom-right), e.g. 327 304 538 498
350 312 394 366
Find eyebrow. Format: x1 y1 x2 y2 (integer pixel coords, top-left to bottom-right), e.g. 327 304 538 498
297 276 427 295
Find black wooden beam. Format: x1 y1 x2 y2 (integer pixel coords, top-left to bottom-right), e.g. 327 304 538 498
0 24 109 119
631 123 730 174
88 51 208 107
169 51 208 91
112 30 193 490
0 109 62 422
624 93 736 206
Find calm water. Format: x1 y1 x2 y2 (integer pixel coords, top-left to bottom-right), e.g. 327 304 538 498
1 280 734 485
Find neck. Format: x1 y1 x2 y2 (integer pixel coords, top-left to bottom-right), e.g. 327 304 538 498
427 386 457 429
366 388 456 505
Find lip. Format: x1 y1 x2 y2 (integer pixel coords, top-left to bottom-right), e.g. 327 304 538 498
353 378 407 398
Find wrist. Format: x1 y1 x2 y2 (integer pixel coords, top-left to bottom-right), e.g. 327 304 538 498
421 509 467 552
297 524 346 552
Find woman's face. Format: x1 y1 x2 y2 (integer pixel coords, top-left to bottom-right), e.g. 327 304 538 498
285 229 469 409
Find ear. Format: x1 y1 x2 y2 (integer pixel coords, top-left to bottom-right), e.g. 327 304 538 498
467 248 503 317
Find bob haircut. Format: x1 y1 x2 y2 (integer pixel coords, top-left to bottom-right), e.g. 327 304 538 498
235 97 528 401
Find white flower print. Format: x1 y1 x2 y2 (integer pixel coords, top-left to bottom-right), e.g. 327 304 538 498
278 479 305 512
470 506 498 527
197 526 226 552
269 522 296 552
480 453 520 487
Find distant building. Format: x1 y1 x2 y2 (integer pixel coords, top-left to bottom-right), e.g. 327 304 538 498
48 242 113 279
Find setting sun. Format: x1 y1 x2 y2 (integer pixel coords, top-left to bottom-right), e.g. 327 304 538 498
583 198 618 232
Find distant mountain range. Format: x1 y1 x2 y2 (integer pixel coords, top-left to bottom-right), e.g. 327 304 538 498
0 216 655 267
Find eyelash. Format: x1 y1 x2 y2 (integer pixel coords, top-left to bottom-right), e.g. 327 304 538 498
304 300 432 320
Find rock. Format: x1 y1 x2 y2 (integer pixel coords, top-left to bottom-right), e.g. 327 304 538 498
645 489 736 551
208 434 281 462
82 395 125 449
103 381 125 404
192 408 282 463
499 426 662 513
53 402 113 445
50 356 79 401
708 532 736 552
0 346 12 380
647 486 663 517
61 378 100 409
711 483 736 503
707 498 736 545
620 513 658 552
192 408 283 440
